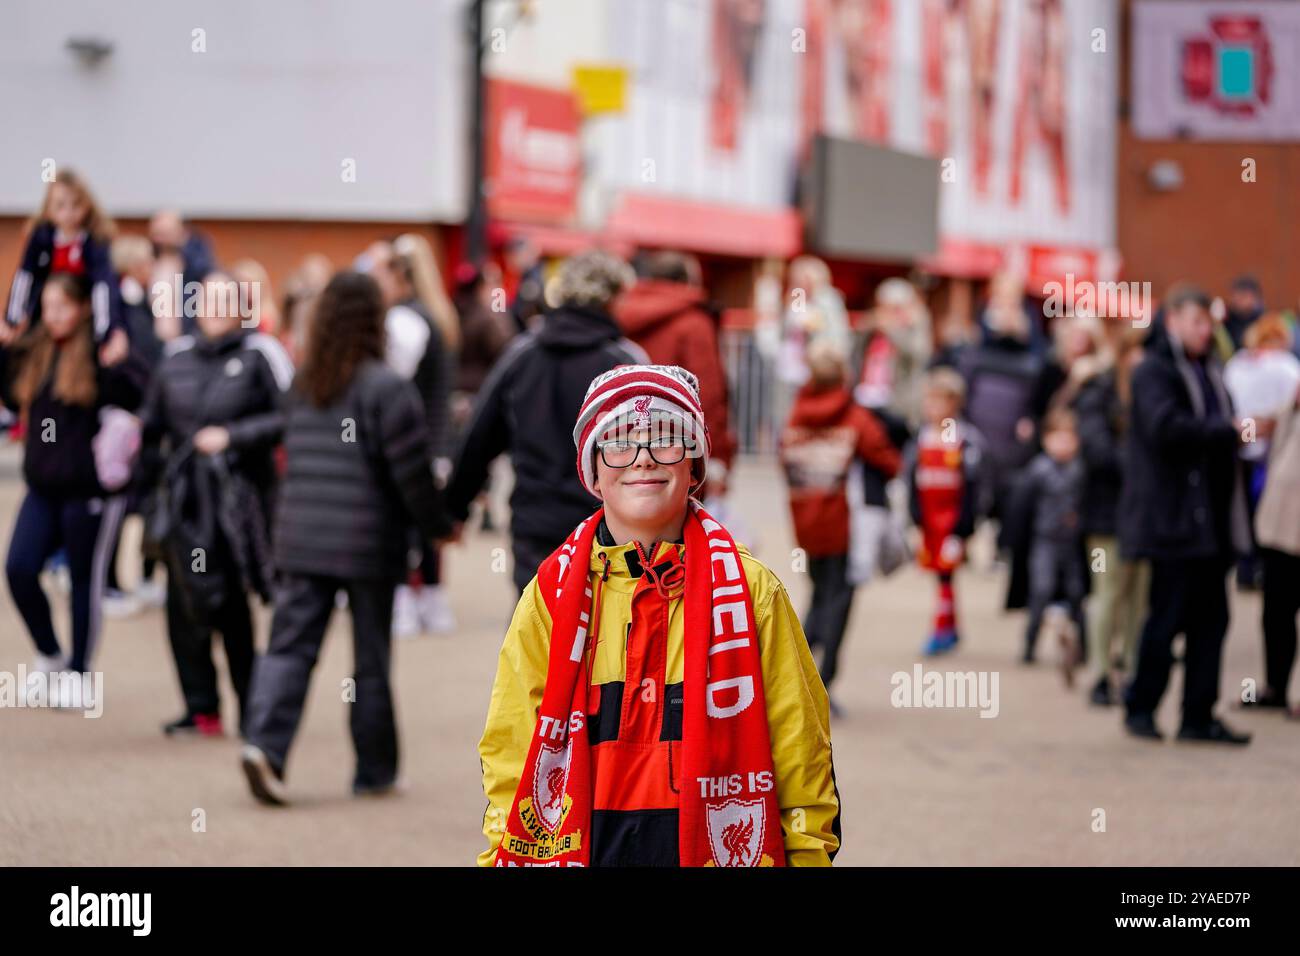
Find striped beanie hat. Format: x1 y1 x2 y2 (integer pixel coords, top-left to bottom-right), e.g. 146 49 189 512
573 364 711 495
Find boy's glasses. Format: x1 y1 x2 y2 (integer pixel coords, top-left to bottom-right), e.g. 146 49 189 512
597 437 692 468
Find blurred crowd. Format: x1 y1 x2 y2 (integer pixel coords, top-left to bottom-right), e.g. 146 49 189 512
3 168 1297 796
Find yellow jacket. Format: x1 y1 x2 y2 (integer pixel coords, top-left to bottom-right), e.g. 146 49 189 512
478 534 841 866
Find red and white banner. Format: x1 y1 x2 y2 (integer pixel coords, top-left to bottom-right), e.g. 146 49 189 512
486 79 582 223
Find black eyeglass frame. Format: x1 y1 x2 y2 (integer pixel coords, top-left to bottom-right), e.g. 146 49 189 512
595 436 697 468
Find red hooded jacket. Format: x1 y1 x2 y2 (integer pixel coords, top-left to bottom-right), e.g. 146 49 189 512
780 384 901 557
612 280 737 469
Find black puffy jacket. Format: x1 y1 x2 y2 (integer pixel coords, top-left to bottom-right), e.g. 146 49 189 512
444 305 647 546
273 359 449 581
138 329 292 498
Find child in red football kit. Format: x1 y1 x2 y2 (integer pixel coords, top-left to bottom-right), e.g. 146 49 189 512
905 368 986 656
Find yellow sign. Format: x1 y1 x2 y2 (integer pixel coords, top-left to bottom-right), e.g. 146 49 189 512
572 64 628 115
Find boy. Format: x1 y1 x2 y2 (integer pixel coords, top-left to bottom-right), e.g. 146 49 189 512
1012 408 1087 665
906 368 986 656
781 340 900 707
478 365 840 866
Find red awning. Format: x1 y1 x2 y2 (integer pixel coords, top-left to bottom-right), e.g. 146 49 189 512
605 193 803 259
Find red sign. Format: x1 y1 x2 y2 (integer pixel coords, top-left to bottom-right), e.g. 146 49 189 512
486 79 582 223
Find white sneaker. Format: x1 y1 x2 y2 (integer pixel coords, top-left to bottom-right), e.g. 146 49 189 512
103 588 142 619
31 653 63 674
240 744 288 806
134 579 166 608
416 584 456 635
392 584 421 640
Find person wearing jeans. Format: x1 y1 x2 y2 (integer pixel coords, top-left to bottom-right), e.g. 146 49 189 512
1 273 145 706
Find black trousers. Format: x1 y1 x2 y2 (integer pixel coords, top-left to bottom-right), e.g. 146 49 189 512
1124 557 1230 729
1261 548 1300 700
243 573 397 789
803 553 855 690
165 571 254 724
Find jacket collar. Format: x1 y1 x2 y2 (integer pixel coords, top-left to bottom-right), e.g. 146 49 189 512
590 518 685 582
195 329 247 357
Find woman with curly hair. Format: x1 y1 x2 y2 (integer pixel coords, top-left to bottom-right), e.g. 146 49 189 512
241 270 450 805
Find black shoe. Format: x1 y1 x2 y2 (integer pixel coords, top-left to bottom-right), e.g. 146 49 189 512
1089 677 1113 707
353 777 402 798
1124 712 1163 740
163 712 223 737
1177 718 1251 745
240 744 288 805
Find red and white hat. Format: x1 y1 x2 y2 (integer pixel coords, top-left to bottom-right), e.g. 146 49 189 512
573 364 711 495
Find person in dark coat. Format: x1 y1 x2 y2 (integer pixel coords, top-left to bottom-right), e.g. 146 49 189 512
138 272 293 737
240 271 450 805
1119 284 1253 745
1073 332 1150 706
444 250 648 593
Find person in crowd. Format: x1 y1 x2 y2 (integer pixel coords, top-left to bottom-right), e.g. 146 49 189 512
240 271 450 805
0 273 148 707
777 255 852 386
1222 274 1265 353
853 277 933 432
1006 408 1087 667
477 364 839 866
614 250 738 491
100 236 167 616
1120 284 1253 745
780 340 900 708
278 253 333 362
229 259 280 337
1222 314 1300 590
1250 378 1300 717
148 209 215 292
137 271 292 737
1033 312 1107 417
4 169 128 365
504 236 547 333
364 235 458 637
453 261 515 400
451 261 515 533
444 250 648 593
979 270 1047 355
905 368 986 656
1074 328 1149 705
958 278 1044 531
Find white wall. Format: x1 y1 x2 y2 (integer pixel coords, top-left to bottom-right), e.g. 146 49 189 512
0 0 470 221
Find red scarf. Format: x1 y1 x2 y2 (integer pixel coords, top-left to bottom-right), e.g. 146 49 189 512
495 500 785 867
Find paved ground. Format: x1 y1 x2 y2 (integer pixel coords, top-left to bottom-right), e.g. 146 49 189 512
1 447 1296 866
